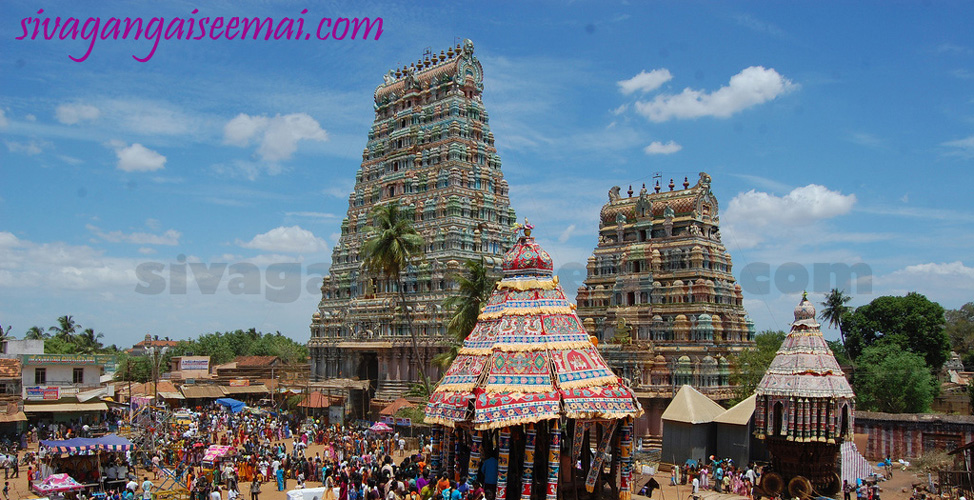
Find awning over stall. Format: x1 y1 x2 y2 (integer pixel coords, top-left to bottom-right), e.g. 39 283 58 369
40 433 135 453
25 402 109 413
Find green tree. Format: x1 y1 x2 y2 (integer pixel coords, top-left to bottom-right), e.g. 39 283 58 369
729 330 786 404
820 289 853 342
75 328 105 354
0 324 12 341
826 340 852 367
945 303 974 369
435 258 499 369
25 326 49 340
49 315 79 342
360 202 425 375
115 354 152 383
405 373 436 399
842 292 949 370
854 343 937 413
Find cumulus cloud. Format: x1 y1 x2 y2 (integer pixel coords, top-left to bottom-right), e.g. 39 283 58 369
644 140 682 155
942 135 974 158
722 184 856 248
878 261 974 303
86 224 181 245
238 226 328 254
111 141 167 172
56 103 101 124
635 66 797 122
0 232 138 290
618 69 673 95
224 113 328 162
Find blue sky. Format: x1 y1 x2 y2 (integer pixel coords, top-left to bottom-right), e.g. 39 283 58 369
1 1 972 348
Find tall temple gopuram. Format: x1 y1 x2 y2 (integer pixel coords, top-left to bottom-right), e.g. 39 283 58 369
575 173 755 440
309 40 517 402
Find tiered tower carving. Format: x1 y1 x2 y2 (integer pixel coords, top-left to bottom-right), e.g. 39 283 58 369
575 173 755 439
309 40 517 402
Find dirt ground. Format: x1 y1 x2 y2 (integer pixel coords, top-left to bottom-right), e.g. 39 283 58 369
10 439 931 500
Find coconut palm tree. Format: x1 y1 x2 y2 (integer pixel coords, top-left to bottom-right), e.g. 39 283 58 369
360 202 425 375
25 326 49 340
76 328 105 354
49 315 79 342
820 289 853 342
433 257 499 369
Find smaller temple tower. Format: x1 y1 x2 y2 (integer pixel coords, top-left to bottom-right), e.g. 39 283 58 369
754 293 856 497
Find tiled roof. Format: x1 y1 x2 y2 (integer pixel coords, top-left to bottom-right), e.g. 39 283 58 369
0 359 20 378
233 356 279 367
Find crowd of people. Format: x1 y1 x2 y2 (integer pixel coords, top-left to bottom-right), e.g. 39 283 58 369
672 457 761 499
135 403 494 500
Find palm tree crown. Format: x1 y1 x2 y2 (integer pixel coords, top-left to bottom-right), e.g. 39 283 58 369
49 315 78 341
360 202 425 375
820 288 853 341
434 258 500 370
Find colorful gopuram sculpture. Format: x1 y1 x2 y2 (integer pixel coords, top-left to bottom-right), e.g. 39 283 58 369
309 40 517 401
426 224 643 500
753 293 856 497
575 173 755 439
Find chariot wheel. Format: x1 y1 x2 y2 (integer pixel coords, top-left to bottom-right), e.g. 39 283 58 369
821 472 842 495
761 472 784 495
788 475 813 499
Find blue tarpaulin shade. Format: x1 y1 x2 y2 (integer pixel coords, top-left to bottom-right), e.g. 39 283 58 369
216 398 246 413
41 433 135 453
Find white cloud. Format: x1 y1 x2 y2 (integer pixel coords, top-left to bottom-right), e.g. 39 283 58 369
727 184 856 227
5 140 46 155
644 140 682 155
138 247 156 255
722 184 856 248
617 69 673 95
0 109 7 128
634 66 797 122
111 142 167 172
558 224 577 243
285 211 339 220
942 135 974 158
55 103 101 125
878 262 974 304
86 224 181 246
224 113 328 162
0 232 138 290
25 114 36 122
238 226 328 254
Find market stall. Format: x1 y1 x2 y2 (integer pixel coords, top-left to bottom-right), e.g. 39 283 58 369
39 434 136 491
32 472 85 497
425 226 644 500
201 444 236 483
